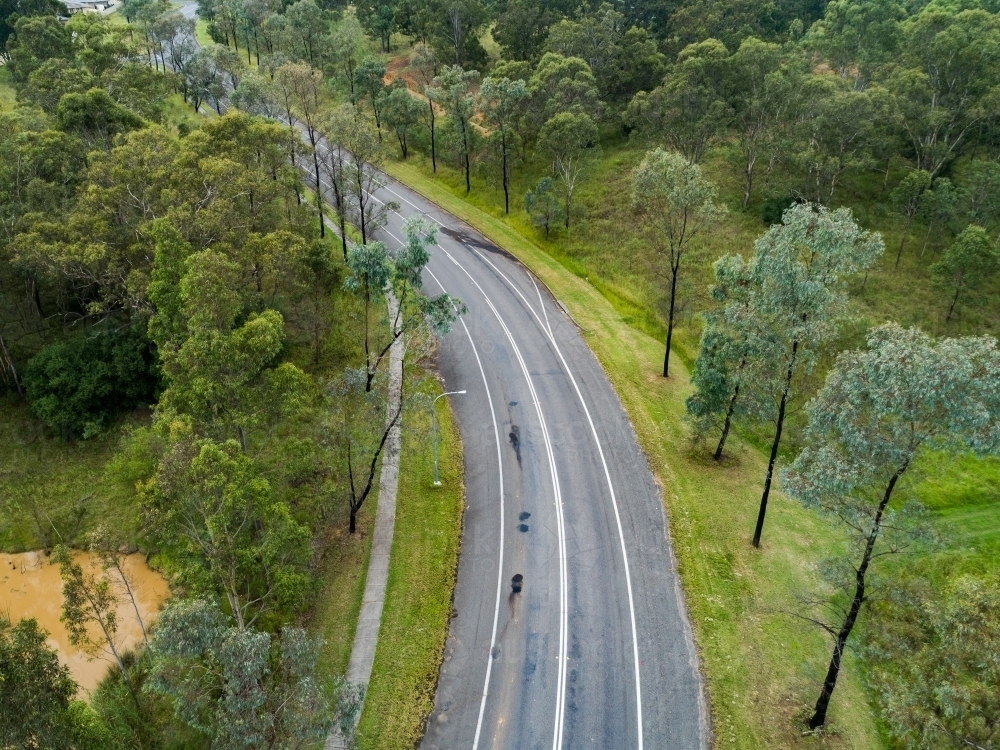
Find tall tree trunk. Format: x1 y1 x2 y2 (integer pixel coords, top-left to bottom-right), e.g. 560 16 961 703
663 263 679 377
0 333 24 398
312 147 325 238
715 379 741 460
502 132 510 214
946 286 961 323
742 151 756 208
895 214 913 268
808 465 906 729
429 102 437 172
753 341 797 548
462 122 471 194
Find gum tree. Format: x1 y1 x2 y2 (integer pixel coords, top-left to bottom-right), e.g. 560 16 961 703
537 111 597 231
427 64 479 194
741 203 884 548
783 323 1000 731
686 254 774 460
345 218 462 392
931 224 1000 323
477 76 529 214
631 148 723 378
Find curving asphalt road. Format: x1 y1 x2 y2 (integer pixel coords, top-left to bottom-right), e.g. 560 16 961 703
173 13 710 737
350 170 710 749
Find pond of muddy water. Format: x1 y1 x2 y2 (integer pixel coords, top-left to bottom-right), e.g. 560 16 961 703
0 550 170 693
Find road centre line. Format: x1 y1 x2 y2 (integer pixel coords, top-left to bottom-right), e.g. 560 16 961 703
423 267 506 750
431 243 570 750
309 146 573 748
465 246 645 749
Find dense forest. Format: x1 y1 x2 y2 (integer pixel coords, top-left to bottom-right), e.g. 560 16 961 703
2 0 1000 747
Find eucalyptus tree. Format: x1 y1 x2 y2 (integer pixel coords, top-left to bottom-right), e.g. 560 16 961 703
631 148 723 377
327 105 397 244
477 76 530 214
0 617 83 749
686 254 773 460
537 111 598 231
792 77 886 206
427 64 479 194
867 573 1000 750
890 169 931 267
275 61 329 237
726 37 795 208
624 38 729 165
150 242 313 448
959 159 1000 239
149 598 334 746
525 176 563 238
321 105 353 260
803 0 905 89
329 14 367 103
381 85 424 159
354 57 387 138
891 8 1000 176
739 203 884 548
782 323 1000 731
344 218 461 392
931 225 1000 323
52 544 137 704
143 438 313 629
409 43 440 171
917 177 958 256
526 52 602 137
284 0 327 67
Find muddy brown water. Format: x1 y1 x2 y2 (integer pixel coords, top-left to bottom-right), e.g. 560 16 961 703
0 550 170 694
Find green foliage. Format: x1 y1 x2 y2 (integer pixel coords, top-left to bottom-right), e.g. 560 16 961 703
867 573 1000 750
143 438 313 629
0 616 90 750
544 3 664 101
149 598 335 748
380 85 424 158
524 176 563 238
631 148 723 375
23 325 159 439
784 323 1000 728
931 224 1000 323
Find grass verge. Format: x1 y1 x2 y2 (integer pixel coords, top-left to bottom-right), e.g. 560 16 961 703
384 159 884 749
355 375 464 750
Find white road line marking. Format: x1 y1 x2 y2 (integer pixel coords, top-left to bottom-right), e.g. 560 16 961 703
529 274 554 339
431 244 569 750
424 267 506 750
466 246 645 749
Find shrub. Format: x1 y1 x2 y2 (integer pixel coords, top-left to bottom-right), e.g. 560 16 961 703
23 324 160 439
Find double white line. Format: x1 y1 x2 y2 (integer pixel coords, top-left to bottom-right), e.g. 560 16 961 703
301 141 641 750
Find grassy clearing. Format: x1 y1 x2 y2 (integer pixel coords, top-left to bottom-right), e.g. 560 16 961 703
0 65 16 113
355 374 464 749
0 394 136 553
384 159 886 749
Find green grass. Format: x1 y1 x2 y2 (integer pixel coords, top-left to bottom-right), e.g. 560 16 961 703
355 376 464 749
0 394 137 553
384 159 887 749
309 492 378 684
0 65 16 113
194 18 214 50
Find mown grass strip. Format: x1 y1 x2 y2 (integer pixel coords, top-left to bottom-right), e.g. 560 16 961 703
355 378 464 749
383 159 884 749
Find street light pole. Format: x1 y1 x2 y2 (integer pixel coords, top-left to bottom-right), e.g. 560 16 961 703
432 390 466 485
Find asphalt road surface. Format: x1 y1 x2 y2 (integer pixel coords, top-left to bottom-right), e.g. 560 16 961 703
218 52 713 742
333 166 711 749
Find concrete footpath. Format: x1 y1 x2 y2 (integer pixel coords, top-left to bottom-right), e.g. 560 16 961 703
325 290 404 749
